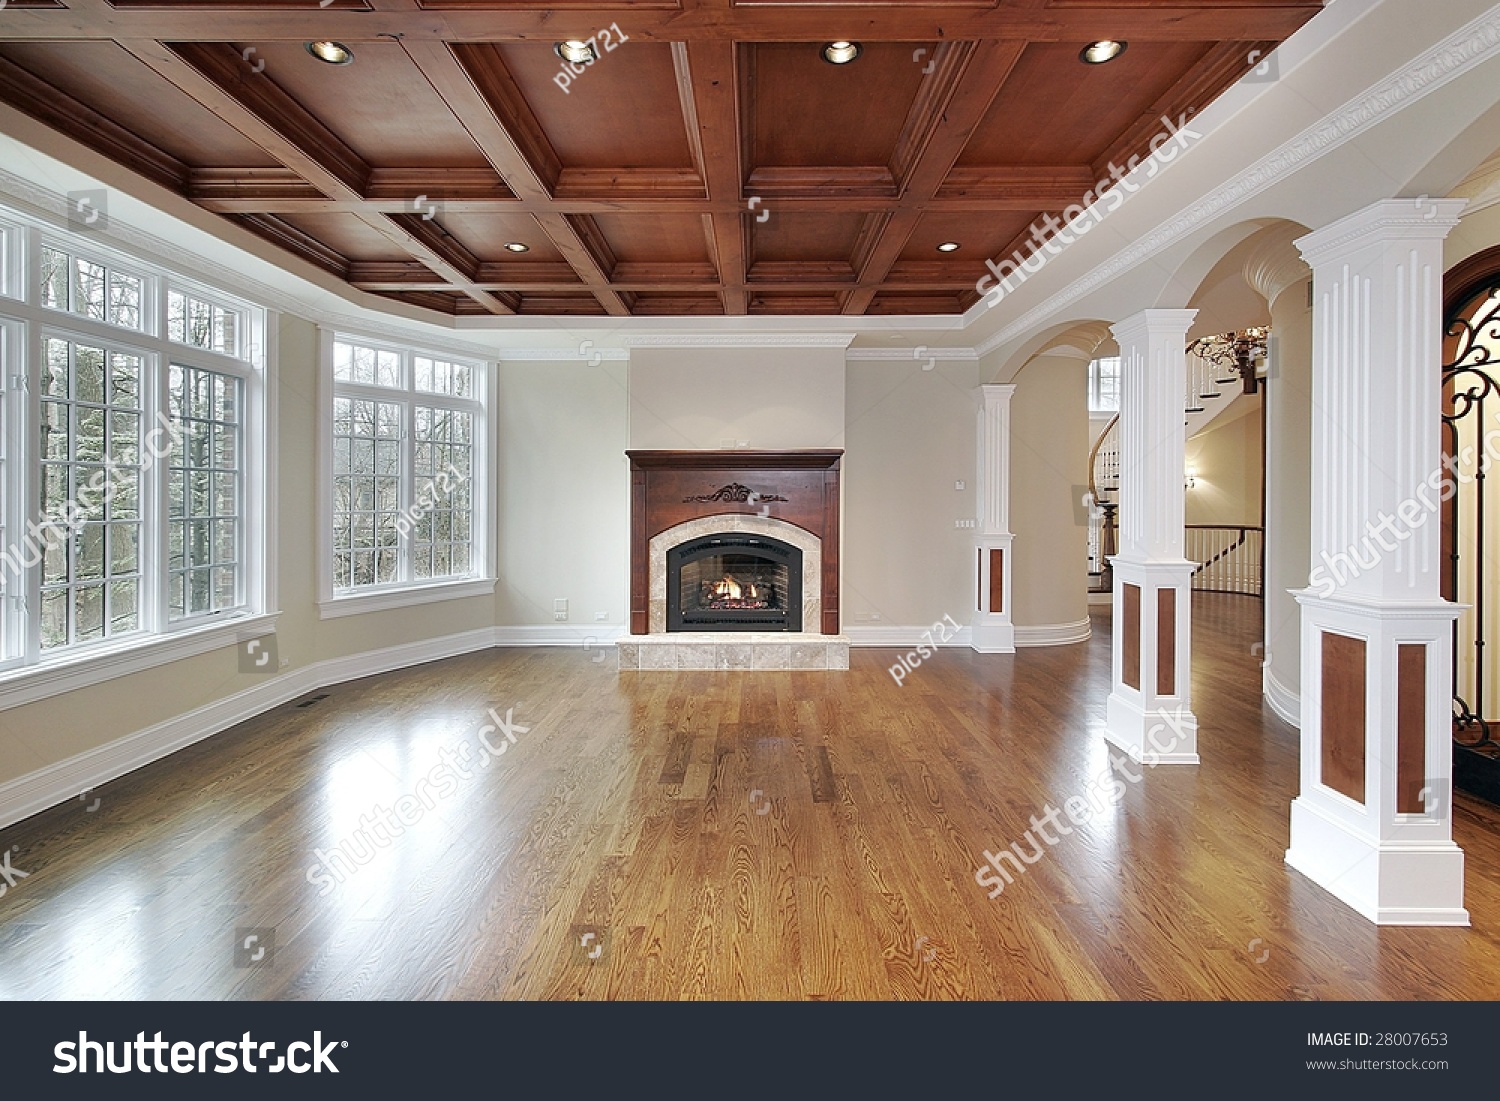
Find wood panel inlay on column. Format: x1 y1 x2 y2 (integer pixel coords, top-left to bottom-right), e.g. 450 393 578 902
1157 587 1176 696
1320 631 1367 803
977 548 983 611
1123 583 1141 690
1397 643 1428 814
988 549 1004 614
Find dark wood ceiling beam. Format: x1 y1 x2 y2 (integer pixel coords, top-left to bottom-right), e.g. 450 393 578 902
0 7 1322 43
399 38 629 315
680 41 747 315
119 39 514 315
0 56 188 192
746 166 898 200
843 38 1027 314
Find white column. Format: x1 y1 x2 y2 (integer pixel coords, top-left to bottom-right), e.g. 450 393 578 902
1104 309 1199 764
1287 198 1468 925
972 383 1015 653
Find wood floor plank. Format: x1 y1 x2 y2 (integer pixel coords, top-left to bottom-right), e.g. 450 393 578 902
3 595 1500 999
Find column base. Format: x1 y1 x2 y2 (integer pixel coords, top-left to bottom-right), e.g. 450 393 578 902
969 614 1015 654
1286 796 1469 926
1103 691 1199 765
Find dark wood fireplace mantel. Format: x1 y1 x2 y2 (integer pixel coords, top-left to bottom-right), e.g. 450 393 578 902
628 450 842 635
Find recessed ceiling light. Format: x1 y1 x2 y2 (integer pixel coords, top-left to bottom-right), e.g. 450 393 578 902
305 40 354 65
936 241 961 253
1079 40 1127 65
821 41 862 65
555 40 598 64
503 242 530 253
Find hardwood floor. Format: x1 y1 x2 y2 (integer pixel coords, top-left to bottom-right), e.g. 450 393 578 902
2 594 1499 1000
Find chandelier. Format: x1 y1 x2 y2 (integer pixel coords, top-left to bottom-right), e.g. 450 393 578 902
1186 326 1270 395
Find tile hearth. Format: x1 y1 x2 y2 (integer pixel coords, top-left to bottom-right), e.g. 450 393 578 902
617 632 850 671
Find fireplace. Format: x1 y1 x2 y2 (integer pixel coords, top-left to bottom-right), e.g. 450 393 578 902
668 534 802 632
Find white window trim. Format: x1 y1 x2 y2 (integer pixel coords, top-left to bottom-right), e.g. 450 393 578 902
315 326 495 618
0 211 277 702
0 610 278 712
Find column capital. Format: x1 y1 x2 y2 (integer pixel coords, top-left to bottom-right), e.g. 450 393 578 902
979 383 1016 403
1295 198 1466 266
1110 308 1197 346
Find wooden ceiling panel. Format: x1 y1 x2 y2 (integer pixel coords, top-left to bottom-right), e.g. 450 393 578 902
958 41 1215 167
592 213 712 264
751 211 865 265
898 210 1040 263
436 212 566 261
230 41 490 167
492 41 695 169
0 2 1320 316
749 42 933 169
0 42 278 167
276 213 417 262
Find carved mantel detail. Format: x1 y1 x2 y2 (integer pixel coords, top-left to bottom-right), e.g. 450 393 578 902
628 450 842 636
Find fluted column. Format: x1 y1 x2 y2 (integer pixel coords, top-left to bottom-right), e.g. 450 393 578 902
1288 198 1468 925
1104 309 1199 763
971 383 1015 653
1244 226 1313 725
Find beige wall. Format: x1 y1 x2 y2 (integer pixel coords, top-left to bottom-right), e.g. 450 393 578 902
1185 398 1264 527
496 359 630 627
1008 351 1090 630
628 347 845 450
842 359 977 627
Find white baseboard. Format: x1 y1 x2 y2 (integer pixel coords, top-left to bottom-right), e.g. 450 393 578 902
844 625 973 648
491 625 625 647
0 626 502 833
1264 667 1301 728
1014 618 1092 647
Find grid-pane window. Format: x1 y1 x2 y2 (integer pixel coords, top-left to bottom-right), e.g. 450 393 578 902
40 246 144 331
410 406 472 580
38 336 143 649
168 365 242 619
333 396 403 589
330 337 483 595
167 289 239 356
414 354 473 399
1090 355 1122 413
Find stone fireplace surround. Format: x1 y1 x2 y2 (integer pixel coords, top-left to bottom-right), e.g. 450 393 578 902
621 449 849 671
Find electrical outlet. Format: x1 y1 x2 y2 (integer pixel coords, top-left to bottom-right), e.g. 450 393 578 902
595 612 607 621
554 598 568 621
955 480 965 491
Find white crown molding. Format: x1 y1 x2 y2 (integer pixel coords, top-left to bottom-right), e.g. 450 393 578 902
973 3 1500 361
496 347 630 362
844 346 979 361
624 332 857 349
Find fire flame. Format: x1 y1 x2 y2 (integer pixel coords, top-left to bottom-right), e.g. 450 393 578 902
711 576 757 600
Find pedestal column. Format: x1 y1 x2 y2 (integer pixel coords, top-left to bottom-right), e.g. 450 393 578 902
1104 309 1199 763
972 384 1015 653
1287 199 1468 925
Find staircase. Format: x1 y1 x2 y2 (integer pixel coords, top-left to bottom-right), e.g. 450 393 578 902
1087 335 1265 595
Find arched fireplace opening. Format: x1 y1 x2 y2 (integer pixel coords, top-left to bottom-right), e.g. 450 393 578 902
667 534 802 632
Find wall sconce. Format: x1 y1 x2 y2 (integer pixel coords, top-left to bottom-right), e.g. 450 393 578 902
1185 471 1197 490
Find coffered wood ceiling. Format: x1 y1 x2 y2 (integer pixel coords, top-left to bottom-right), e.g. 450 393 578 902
0 2 1321 317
